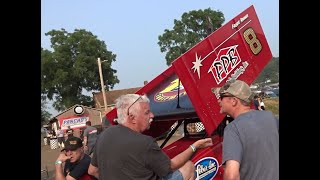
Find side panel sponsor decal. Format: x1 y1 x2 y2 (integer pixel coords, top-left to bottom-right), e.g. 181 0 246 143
194 157 219 180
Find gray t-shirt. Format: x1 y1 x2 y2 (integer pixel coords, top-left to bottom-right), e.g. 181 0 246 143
222 110 279 180
91 124 171 180
83 126 98 148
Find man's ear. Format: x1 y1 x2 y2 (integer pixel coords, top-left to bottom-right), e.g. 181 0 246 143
232 97 238 106
128 114 136 123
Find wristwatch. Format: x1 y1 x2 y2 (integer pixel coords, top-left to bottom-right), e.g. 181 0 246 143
55 160 62 165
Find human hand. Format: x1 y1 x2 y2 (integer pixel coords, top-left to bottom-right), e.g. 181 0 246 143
56 152 71 163
84 145 88 151
194 138 213 149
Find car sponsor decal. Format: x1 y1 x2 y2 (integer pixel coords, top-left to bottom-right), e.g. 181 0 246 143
154 78 187 102
194 157 219 180
207 45 242 84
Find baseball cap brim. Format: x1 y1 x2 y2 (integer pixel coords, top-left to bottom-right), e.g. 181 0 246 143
61 146 78 152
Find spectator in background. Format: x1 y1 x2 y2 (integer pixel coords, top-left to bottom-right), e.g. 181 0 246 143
66 126 74 139
83 121 98 156
259 97 265 110
55 136 97 180
253 95 261 110
56 128 65 149
47 129 54 138
44 128 51 138
79 128 84 140
52 129 57 137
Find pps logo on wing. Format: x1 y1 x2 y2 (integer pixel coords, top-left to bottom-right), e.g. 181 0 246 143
194 157 219 180
208 45 242 85
155 79 186 102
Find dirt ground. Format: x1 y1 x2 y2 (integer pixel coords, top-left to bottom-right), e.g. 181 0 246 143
41 139 62 180
41 134 182 180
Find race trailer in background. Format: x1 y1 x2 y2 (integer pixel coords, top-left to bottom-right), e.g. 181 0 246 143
106 5 272 180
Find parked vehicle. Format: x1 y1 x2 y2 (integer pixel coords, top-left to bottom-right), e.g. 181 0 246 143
263 91 278 98
271 88 279 96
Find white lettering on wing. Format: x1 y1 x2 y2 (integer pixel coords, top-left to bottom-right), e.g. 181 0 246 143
232 13 249 29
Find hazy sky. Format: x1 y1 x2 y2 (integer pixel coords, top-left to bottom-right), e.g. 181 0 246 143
41 0 279 116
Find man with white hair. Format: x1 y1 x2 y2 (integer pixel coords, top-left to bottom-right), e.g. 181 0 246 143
88 94 213 180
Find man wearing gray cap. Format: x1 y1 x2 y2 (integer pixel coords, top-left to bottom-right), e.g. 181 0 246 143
213 79 279 180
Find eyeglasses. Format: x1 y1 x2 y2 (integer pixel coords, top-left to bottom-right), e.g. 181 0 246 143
127 95 142 116
219 93 235 100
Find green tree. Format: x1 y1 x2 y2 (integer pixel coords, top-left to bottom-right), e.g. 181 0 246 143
41 29 119 112
41 96 52 126
158 8 225 65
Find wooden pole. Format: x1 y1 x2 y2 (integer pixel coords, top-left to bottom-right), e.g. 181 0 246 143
97 58 108 112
